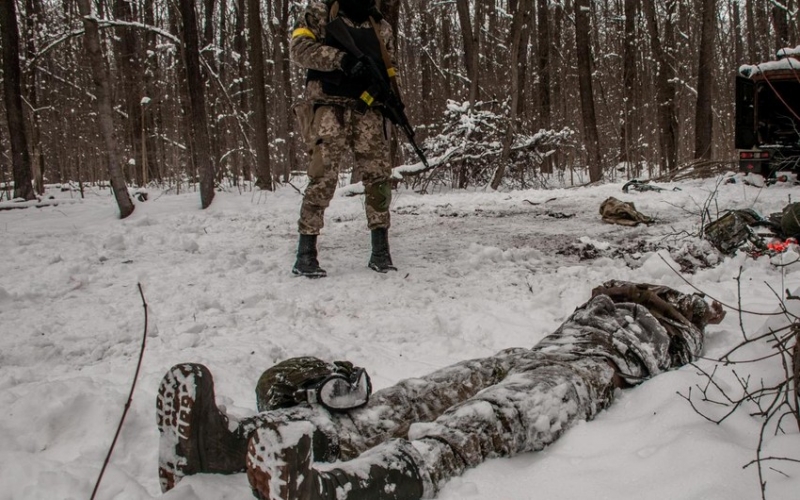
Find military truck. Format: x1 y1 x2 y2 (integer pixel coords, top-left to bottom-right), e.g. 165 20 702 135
736 47 800 179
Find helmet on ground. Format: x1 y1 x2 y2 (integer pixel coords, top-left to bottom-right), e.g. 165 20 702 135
256 356 371 412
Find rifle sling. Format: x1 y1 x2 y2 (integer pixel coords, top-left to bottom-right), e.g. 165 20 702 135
367 16 402 100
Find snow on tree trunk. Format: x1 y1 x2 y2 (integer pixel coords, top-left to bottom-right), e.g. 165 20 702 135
75 0 135 218
177 0 217 207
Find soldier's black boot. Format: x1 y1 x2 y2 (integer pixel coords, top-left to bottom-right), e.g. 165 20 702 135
293 234 327 278
368 228 398 273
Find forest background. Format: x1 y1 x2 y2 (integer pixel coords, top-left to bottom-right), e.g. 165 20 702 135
0 0 798 212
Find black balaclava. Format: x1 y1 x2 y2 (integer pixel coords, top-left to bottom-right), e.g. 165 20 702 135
337 0 374 24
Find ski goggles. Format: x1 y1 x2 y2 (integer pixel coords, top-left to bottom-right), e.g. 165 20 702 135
299 368 372 412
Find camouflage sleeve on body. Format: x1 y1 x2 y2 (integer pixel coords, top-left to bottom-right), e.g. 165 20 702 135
379 18 400 87
290 1 345 72
379 19 402 94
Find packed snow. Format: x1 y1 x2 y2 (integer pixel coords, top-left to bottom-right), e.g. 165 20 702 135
1 175 799 500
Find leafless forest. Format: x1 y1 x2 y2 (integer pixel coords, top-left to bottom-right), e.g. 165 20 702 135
0 0 797 211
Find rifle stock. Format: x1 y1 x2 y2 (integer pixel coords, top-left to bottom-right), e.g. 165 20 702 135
326 18 430 170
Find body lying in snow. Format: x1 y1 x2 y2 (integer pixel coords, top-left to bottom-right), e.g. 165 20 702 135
156 280 723 499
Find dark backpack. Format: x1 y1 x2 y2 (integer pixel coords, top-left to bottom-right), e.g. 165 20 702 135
704 209 768 254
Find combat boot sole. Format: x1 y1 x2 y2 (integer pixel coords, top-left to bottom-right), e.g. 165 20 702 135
368 260 398 273
292 265 328 278
368 251 398 273
156 363 248 492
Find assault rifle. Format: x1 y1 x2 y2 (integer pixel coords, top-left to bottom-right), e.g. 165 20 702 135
326 17 430 171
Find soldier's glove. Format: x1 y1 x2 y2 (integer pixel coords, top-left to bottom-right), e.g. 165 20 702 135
341 54 367 77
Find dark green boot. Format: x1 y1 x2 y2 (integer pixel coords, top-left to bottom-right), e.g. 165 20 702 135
293 234 327 278
368 228 397 273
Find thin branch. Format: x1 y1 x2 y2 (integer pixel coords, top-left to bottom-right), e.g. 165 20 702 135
90 284 149 500
27 20 180 71
657 254 787 316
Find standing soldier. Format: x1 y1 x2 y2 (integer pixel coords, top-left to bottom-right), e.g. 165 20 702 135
290 0 400 278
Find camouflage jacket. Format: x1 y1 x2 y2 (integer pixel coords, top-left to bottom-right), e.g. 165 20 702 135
290 1 399 106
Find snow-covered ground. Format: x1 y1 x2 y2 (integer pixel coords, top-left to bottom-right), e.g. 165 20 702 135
1 176 798 500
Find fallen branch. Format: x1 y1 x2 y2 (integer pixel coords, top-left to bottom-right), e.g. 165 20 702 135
90 283 149 500
0 198 80 211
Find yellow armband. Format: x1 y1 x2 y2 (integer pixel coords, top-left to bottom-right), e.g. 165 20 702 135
292 28 316 41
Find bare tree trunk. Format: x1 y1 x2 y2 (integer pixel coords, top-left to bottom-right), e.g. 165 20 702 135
234 0 249 182
247 0 273 190
178 0 217 206
203 0 217 72
535 0 552 168
772 4 790 51
536 0 551 131
169 5 195 186
456 0 479 106
201 0 222 182
456 0 479 188
275 0 295 183
694 0 715 160
24 0 45 195
420 7 434 118
114 0 145 186
574 0 602 182
442 9 452 100
1 0 35 201
491 0 530 190
143 0 160 182
643 0 678 172
219 0 227 81
515 0 532 125
75 0 135 217
755 0 770 59
620 0 638 167
0 128 10 201
732 0 743 65
552 0 565 172
745 0 757 62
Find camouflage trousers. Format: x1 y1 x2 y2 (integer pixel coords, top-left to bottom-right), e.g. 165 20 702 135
298 104 392 235
245 283 711 498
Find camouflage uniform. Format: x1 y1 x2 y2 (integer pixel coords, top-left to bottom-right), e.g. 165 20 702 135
241 281 716 499
291 1 397 235
153 281 721 499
